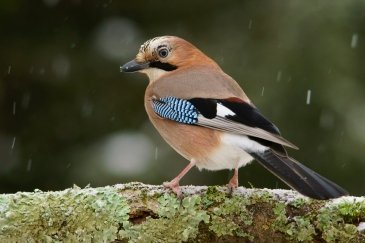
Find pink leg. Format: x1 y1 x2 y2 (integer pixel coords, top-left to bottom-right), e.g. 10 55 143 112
227 168 239 191
163 159 196 196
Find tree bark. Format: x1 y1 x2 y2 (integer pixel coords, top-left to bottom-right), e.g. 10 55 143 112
0 182 364 242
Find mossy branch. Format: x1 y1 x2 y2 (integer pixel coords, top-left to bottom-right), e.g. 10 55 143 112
0 182 365 242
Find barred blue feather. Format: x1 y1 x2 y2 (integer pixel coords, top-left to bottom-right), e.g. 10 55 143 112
152 97 198 124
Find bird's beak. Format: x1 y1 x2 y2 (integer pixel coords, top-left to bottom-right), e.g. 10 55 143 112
120 59 149 73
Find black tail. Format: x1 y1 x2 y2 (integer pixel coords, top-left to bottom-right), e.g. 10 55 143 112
250 149 348 200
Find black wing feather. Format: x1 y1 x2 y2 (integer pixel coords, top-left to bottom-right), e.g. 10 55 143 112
189 98 280 135
189 98 287 153
250 149 348 199
189 98 217 119
219 100 281 135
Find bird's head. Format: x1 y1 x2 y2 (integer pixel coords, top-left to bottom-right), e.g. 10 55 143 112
120 36 219 81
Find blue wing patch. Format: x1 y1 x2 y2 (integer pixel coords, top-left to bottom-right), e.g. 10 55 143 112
152 97 199 124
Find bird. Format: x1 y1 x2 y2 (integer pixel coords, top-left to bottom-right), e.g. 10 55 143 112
120 36 348 200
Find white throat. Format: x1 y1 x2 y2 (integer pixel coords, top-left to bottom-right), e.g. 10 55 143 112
140 68 168 82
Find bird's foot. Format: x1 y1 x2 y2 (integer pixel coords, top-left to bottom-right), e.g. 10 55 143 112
162 160 196 197
163 180 182 197
227 179 238 192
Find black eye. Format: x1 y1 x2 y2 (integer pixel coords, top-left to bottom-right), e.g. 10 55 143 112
158 48 169 58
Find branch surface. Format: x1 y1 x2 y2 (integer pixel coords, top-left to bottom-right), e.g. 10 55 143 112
0 182 364 242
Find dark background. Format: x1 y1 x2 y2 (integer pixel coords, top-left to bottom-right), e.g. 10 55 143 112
1 0 364 195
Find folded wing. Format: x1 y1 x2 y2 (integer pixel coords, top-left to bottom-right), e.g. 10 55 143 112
152 96 298 150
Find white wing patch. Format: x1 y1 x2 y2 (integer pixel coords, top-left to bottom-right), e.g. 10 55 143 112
216 103 235 116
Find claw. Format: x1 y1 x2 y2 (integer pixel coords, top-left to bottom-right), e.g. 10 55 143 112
163 180 182 197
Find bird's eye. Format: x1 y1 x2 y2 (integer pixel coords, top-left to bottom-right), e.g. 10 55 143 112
158 48 169 58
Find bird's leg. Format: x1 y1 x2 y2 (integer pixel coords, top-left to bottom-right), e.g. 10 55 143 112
163 159 196 197
227 167 239 192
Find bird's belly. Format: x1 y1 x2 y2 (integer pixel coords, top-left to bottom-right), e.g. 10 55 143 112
196 142 253 171
196 133 267 171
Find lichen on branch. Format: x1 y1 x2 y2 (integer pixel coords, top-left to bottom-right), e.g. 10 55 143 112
0 182 364 242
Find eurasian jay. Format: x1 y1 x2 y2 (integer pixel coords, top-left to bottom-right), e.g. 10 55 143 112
120 36 348 200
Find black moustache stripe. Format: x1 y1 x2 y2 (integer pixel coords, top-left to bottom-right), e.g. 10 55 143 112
149 61 177 71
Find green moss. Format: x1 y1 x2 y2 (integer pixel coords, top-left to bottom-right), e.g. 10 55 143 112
248 189 273 204
201 186 227 207
0 186 130 242
272 202 315 242
120 194 209 242
286 216 315 242
120 187 256 242
289 198 307 209
316 201 365 242
208 195 253 240
271 199 365 242
2 184 364 242
272 202 287 230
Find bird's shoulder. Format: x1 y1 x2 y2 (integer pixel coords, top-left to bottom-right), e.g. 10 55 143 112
148 66 249 101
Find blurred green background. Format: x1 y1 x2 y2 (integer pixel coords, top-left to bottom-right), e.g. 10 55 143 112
0 0 364 195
